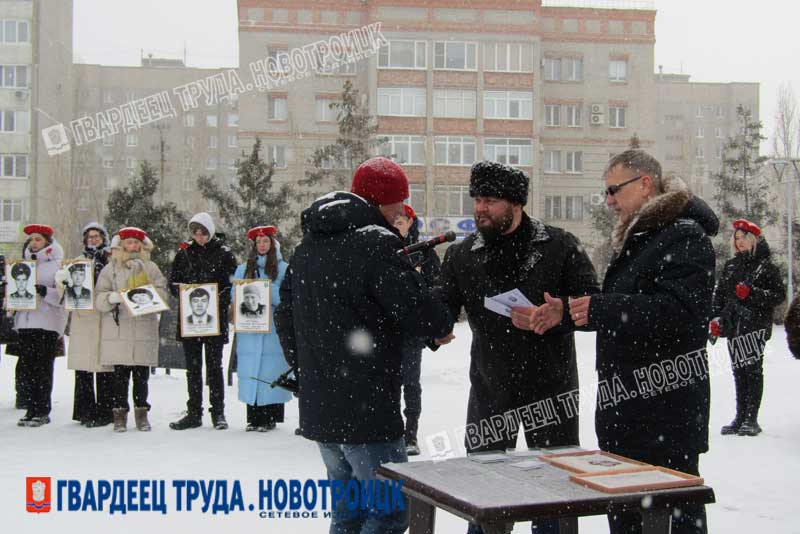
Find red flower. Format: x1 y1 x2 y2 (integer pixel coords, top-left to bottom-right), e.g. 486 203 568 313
179 243 189 250
45 247 52 255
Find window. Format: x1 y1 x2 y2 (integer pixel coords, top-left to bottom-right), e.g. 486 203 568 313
206 114 218 128
378 40 426 69
434 136 476 166
545 196 561 220
565 105 581 127
316 98 337 122
408 185 426 214
267 48 291 74
184 113 195 127
0 65 28 88
483 43 533 73
434 185 471 216
695 105 704 118
378 135 425 165
104 176 117 191
126 133 137 147
227 113 239 127
263 144 287 168
206 157 218 170
228 159 237 170
103 91 113 104
565 151 583 174
715 127 724 139
320 50 357 75
483 91 532 120
715 144 723 159
185 135 195 149
102 136 113 147
102 156 113 169
208 135 218 149
0 20 29 43
483 139 532 166
695 144 704 159
609 107 626 128
565 196 583 221
565 58 583 81
378 88 426 117
543 150 561 173
182 176 194 191
0 198 24 222
433 89 476 119
0 154 27 177
434 41 477 70
322 150 352 170
0 110 28 132
267 95 287 120
608 60 627 81
126 157 136 172
228 135 238 148
545 105 560 126
696 127 704 138
716 105 725 118
544 58 561 81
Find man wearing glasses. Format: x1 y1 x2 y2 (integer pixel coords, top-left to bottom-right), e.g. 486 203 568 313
569 149 718 534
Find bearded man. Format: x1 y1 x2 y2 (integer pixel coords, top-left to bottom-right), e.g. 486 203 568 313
440 160 599 534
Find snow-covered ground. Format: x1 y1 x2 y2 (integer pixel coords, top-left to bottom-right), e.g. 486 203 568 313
2 322 799 533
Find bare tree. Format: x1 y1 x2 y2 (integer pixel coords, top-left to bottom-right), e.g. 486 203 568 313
773 82 799 159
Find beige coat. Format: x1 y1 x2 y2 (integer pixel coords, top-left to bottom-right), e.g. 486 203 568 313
64 256 114 373
95 250 167 367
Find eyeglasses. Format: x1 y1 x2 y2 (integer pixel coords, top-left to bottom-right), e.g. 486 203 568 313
604 175 645 198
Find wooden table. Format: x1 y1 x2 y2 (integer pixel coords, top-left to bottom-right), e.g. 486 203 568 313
377 457 715 534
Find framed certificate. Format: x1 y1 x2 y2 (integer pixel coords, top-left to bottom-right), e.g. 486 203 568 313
570 466 704 494
179 283 220 337
62 260 95 311
5 260 37 311
541 450 648 475
232 279 271 333
120 284 169 317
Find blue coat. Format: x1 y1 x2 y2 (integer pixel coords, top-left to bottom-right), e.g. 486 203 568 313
233 255 292 406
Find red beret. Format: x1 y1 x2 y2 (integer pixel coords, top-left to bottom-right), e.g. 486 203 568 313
247 226 277 240
23 224 54 237
403 204 416 220
118 227 147 242
733 219 761 237
351 157 409 206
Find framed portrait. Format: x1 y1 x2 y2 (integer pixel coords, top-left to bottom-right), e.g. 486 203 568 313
569 466 704 494
179 283 220 337
541 450 648 475
5 260 37 311
232 279 271 333
62 260 95 311
120 284 169 317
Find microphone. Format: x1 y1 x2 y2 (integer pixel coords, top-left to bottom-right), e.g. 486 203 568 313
399 231 456 255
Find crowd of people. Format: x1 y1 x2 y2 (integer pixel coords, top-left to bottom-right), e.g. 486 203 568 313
2 150 798 534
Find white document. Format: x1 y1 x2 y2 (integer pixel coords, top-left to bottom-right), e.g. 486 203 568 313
483 289 534 317
509 460 546 470
483 297 513 317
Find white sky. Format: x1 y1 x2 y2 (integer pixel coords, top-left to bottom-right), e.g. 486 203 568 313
72 0 800 151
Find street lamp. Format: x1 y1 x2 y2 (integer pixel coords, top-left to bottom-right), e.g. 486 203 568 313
770 158 800 304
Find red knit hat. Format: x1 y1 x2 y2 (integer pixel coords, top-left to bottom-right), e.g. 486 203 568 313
733 219 761 237
247 225 277 240
351 157 409 206
118 227 147 242
23 224 54 237
403 204 416 220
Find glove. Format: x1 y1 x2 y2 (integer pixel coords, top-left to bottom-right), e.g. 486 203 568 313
54 269 70 286
709 318 722 338
107 292 122 304
35 284 47 297
735 282 751 300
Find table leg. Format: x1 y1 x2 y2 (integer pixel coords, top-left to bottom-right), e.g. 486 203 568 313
642 509 671 534
408 496 436 534
559 517 579 534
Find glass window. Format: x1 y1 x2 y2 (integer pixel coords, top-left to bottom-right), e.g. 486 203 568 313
378 88 426 117
227 113 239 127
608 60 627 81
126 133 137 147
209 135 218 149
544 58 561 81
316 98 337 122
565 105 582 127
228 135 238 148
545 105 560 126
545 196 561 220
483 139 532 166
378 135 426 165
264 144 287 168
566 151 583 173
565 58 583 81
609 107 626 128
409 184 426 214
433 89 476 119
484 91 532 120
378 41 427 69
543 150 561 173
565 196 583 220
484 43 533 73
207 114 218 127
434 42 477 70
434 185 471 216
434 136 476 166
267 95 287 120
184 113 195 127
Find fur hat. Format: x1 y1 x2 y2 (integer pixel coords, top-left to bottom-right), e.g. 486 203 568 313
350 157 409 206
469 161 529 206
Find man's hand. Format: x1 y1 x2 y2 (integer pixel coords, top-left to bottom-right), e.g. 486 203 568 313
568 296 591 326
54 269 70 287
510 293 564 334
435 333 455 345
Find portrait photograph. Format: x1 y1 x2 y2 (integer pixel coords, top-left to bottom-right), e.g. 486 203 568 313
179 283 220 337
5 260 37 311
232 279 271 333
62 260 95 311
120 284 169 317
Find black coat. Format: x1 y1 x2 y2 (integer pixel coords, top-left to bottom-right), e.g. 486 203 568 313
712 240 784 340
589 182 718 456
440 213 599 450
168 237 238 341
403 217 442 287
274 192 454 444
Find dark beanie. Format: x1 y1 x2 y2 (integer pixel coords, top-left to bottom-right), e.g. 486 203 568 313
351 157 409 206
469 160 529 206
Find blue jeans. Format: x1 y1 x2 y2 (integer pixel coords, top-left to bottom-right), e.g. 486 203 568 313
317 439 409 534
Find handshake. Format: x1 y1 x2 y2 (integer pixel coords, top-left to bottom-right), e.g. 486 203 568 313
508 293 592 335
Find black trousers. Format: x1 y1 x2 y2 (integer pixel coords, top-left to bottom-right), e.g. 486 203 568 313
727 337 765 421
606 449 707 534
182 339 225 416
14 329 59 418
73 370 115 422
400 338 423 441
246 403 284 425
113 365 151 411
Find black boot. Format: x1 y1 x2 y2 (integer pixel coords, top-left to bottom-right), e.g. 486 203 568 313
720 418 743 435
211 413 228 430
737 418 762 436
169 412 202 430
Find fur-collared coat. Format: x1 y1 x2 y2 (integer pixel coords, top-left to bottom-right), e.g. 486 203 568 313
588 176 718 456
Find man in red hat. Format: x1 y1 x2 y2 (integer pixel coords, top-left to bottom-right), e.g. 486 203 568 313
275 157 454 534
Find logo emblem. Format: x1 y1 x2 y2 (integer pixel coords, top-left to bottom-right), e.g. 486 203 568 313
26 477 51 513
41 124 71 156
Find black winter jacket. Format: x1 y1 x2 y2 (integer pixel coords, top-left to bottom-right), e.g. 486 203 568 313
712 240 784 340
588 178 718 456
440 213 599 450
168 237 238 341
403 217 442 287
274 192 454 444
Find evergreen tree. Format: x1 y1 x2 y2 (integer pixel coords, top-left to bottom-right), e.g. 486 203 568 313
197 138 300 259
302 80 386 191
105 161 187 272
711 105 773 265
